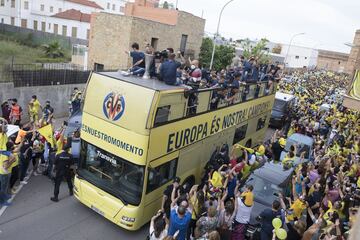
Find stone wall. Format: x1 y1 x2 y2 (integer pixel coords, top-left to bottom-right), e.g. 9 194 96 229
317 50 349 72
88 11 205 70
88 13 133 70
0 82 85 122
345 29 360 75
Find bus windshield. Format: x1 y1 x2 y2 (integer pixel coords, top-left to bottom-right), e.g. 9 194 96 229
78 141 144 206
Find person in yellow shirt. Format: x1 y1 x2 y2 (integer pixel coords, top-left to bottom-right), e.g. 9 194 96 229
0 122 11 205
28 95 42 125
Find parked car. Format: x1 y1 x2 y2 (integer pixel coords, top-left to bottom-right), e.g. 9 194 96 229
64 110 82 160
242 161 294 226
280 133 314 163
269 92 296 128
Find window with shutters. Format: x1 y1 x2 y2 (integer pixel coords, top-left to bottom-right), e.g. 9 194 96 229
33 20 38 30
62 25 67 36
71 27 77 38
54 24 58 34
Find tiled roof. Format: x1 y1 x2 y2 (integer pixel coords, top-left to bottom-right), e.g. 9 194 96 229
66 0 103 9
51 9 91 23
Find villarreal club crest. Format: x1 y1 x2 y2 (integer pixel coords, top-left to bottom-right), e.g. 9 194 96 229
103 92 125 121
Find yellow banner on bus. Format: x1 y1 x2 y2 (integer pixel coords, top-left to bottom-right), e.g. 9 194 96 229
81 112 149 164
148 95 275 160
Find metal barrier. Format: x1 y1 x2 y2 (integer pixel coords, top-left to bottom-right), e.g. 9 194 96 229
0 63 118 87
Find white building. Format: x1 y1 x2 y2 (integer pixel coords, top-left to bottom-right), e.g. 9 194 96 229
280 44 318 69
0 0 126 40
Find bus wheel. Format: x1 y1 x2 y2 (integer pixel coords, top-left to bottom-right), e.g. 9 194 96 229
182 176 195 193
245 139 252 148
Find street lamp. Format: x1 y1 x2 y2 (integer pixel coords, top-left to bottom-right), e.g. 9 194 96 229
284 32 305 69
209 0 236 70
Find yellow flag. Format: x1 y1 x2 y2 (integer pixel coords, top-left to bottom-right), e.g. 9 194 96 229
38 124 55 148
233 144 254 154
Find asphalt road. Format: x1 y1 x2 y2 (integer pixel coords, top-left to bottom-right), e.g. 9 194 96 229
0 123 275 240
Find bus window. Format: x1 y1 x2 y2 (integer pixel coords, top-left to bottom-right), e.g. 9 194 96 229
256 117 267 131
147 158 178 193
78 141 144 206
154 105 171 126
233 124 248 144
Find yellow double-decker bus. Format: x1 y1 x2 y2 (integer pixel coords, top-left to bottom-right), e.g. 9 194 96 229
74 72 276 230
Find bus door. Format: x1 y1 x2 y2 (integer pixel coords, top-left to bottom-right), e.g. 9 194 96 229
143 151 179 219
178 141 204 187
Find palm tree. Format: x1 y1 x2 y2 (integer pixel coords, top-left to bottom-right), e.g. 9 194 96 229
41 41 65 58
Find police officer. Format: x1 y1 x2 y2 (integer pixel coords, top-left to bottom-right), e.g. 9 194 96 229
50 144 73 202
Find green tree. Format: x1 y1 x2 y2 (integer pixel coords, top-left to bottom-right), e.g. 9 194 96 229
272 44 282 54
41 41 65 58
199 38 235 71
241 38 271 64
162 1 169 9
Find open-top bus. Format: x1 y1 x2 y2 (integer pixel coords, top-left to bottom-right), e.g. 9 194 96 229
74 72 276 230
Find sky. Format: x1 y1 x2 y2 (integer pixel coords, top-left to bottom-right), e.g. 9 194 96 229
167 0 360 53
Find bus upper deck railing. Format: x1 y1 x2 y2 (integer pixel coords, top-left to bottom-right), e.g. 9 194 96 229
153 80 276 127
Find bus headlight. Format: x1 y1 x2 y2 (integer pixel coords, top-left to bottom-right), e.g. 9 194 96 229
121 216 135 222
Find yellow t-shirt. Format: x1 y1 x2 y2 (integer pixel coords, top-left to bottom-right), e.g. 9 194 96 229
0 133 7 151
241 191 254 206
282 156 295 165
8 153 19 173
56 138 63 156
0 133 9 175
210 171 223 188
190 194 200 220
29 100 41 114
290 199 306 219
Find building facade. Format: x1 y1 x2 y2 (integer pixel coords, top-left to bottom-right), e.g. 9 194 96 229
88 6 205 70
345 29 360 76
317 50 349 73
281 44 318 69
0 0 126 39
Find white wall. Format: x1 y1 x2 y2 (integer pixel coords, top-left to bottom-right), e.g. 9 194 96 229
281 44 318 69
97 0 127 14
0 0 126 40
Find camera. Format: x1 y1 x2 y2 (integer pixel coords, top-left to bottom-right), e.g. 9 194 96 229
154 50 168 60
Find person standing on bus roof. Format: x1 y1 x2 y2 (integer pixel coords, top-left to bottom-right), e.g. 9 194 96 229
50 144 74 202
159 53 182 86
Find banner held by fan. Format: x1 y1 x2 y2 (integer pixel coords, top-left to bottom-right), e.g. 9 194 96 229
38 124 55 147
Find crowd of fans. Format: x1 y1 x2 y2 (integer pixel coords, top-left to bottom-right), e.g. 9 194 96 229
1 49 360 240
147 70 360 240
0 88 82 206
124 42 281 89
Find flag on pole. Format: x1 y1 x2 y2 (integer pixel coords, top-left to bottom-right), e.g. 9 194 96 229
38 124 55 148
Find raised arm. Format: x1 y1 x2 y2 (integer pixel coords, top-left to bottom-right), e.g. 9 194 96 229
170 187 177 208
234 182 241 197
161 194 167 211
